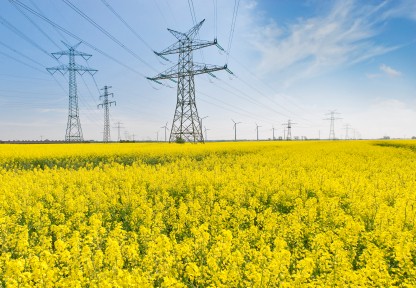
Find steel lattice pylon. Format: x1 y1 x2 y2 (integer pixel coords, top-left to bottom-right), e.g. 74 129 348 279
98 86 116 142
47 42 97 142
283 120 297 140
148 19 229 143
324 110 342 140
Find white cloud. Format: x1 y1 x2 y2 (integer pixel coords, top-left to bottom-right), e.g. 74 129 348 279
244 0 404 85
380 64 402 77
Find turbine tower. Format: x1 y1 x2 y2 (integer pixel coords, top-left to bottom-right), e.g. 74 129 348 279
47 42 97 142
232 119 242 141
98 86 116 143
148 19 230 143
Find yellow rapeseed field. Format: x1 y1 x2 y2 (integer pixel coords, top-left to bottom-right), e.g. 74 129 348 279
0 141 415 287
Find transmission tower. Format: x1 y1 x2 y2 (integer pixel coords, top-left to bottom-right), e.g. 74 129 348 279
344 123 351 140
113 121 124 142
324 110 342 140
148 19 230 143
232 119 242 141
98 86 116 143
272 126 276 140
282 120 297 140
47 42 97 142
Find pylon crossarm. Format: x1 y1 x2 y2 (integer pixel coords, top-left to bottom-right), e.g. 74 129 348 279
148 63 226 80
192 63 227 75
154 51 170 61
51 50 92 59
157 39 216 56
47 64 97 74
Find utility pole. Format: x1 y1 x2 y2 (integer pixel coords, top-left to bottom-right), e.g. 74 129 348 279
282 120 297 140
148 19 231 143
232 119 242 141
132 133 135 142
272 127 276 140
156 131 159 142
344 124 351 140
161 122 169 142
47 42 97 142
324 110 342 140
204 127 210 141
98 85 116 143
113 122 124 142
255 123 262 141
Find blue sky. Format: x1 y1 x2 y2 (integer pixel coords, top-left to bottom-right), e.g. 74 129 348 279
0 0 415 141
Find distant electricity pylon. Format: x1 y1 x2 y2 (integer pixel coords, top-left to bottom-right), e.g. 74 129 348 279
98 86 116 143
255 123 262 141
113 121 124 142
47 42 97 142
161 122 169 142
324 110 342 140
232 119 242 141
344 123 351 140
148 19 230 143
282 120 296 140
272 126 276 140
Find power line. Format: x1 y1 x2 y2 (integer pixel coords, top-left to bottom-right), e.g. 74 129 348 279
11 0 146 77
11 0 62 50
28 0 69 43
0 14 53 59
61 0 156 72
100 0 153 52
0 50 47 74
226 0 240 64
0 40 44 68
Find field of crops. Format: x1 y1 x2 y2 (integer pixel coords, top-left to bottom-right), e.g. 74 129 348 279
1 141 416 287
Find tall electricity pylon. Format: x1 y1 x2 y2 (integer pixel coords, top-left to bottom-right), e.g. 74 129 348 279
148 19 230 143
324 110 342 140
256 123 262 141
272 126 276 140
282 120 296 140
232 119 241 141
98 86 116 143
47 42 97 142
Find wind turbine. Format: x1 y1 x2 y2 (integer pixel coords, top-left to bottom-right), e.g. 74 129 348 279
232 119 242 141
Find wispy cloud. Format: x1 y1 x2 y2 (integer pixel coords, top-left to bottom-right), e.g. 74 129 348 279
245 0 408 86
380 64 402 77
366 64 403 79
